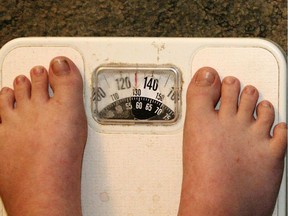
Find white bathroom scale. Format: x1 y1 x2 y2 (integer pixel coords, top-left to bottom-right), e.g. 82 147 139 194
0 37 286 216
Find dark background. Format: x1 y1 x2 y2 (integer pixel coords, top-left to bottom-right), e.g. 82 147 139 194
0 0 287 53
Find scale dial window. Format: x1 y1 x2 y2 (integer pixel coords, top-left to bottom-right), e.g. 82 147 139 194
92 65 182 125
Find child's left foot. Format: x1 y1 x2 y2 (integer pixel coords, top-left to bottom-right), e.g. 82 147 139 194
178 67 287 216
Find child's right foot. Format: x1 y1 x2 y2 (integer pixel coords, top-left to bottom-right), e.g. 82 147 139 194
0 57 87 216
178 67 287 216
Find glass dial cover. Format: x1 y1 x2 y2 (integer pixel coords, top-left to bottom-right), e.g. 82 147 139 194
92 65 181 124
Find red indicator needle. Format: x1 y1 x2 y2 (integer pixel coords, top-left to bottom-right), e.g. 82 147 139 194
134 72 138 87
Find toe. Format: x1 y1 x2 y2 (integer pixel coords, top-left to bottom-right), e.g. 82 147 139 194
30 66 49 103
255 101 275 136
237 85 259 123
186 67 221 117
13 75 31 106
219 76 240 117
48 56 83 105
0 87 15 121
270 123 287 159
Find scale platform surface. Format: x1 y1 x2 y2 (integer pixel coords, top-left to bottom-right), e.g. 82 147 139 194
0 37 286 216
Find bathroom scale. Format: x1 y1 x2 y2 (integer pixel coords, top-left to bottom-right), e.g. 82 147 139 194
0 37 286 216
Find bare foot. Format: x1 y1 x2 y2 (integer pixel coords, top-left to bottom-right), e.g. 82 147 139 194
178 67 287 216
0 57 87 216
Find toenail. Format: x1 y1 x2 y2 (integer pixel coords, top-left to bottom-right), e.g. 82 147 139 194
244 86 256 95
224 77 236 84
15 75 26 84
279 123 287 129
195 69 215 86
51 58 71 76
260 101 272 108
32 66 45 76
0 87 10 95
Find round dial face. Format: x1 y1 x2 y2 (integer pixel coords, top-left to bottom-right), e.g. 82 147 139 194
92 65 181 124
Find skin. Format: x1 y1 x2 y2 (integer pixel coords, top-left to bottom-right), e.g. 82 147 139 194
178 67 287 216
0 57 87 216
0 60 286 216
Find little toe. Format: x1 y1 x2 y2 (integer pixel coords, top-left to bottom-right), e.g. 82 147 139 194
270 123 287 159
0 87 15 110
186 67 221 116
48 56 83 104
13 75 31 106
219 76 240 117
0 87 15 121
30 66 49 103
237 85 259 123
255 101 275 136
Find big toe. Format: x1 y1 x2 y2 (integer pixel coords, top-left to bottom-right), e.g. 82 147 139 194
49 56 84 104
186 67 221 117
